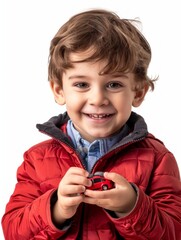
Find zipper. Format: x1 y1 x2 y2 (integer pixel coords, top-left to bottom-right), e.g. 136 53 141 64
90 136 146 173
39 130 146 174
39 130 87 170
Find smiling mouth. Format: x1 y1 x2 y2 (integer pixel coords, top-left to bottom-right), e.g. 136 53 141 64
86 114 113 119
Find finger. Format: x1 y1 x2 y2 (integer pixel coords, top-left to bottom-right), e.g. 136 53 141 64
104 171 118 181
66 167 89 177
62 175 91 187
83 196 113 209
61 194 85 207
104 172 128 186
61 168 91 187
84 189 114 199
60 185 86 196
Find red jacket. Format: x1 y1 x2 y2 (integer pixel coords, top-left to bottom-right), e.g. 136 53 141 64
2 112 181 240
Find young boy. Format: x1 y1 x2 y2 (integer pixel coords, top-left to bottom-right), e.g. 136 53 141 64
2 9 181 240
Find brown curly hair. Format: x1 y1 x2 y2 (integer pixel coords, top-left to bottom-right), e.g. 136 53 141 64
48 9 157 90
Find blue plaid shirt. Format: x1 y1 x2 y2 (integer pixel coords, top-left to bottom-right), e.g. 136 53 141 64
67 120 129 172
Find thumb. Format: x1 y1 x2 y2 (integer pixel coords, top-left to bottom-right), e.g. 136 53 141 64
104 171 119 182
104 172 128 186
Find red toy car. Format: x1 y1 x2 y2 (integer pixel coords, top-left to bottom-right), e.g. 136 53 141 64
87 172 115 191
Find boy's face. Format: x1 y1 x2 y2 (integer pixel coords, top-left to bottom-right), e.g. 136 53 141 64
51 52 147 142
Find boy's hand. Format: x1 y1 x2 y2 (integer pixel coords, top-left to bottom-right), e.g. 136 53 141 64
83 172 137 216
52 167 92 224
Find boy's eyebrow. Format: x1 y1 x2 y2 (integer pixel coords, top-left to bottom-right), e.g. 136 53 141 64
68 75 88 80
68 74 129 80
109 73 129 78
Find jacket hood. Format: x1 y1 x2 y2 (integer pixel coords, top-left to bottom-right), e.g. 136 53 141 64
36 111 148 147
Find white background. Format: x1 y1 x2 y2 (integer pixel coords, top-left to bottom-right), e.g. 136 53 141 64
1 0 180 239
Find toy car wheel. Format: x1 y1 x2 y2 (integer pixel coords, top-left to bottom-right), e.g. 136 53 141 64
102 185 108 190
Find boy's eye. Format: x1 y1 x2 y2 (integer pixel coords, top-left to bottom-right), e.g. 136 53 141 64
106 82 123 89
74 82 89 88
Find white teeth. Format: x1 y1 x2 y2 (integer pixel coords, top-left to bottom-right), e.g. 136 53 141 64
89 114 110 119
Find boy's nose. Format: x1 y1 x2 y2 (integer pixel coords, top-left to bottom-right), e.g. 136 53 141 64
88 89 109 106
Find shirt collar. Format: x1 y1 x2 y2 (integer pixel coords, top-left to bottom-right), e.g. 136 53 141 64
67 119 130 157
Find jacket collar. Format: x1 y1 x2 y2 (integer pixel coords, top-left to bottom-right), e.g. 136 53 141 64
36 111 148 148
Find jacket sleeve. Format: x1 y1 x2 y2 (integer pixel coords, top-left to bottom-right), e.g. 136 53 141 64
1 151 67 240
106 152 181 240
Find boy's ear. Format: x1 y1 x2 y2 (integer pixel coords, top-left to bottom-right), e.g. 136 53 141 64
49 81 66 105
132 84 149 107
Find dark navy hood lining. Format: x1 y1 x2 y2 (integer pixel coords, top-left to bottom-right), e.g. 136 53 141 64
36 111 148 147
